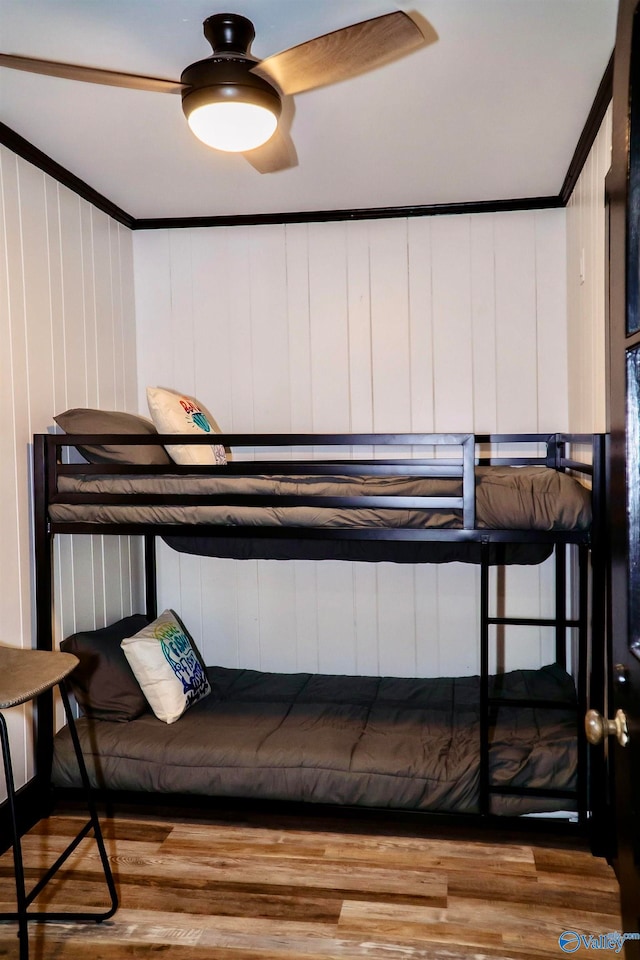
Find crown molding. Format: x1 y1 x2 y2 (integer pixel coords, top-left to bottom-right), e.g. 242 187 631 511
559 53 614 205
0 122 135 229
134 195 563 230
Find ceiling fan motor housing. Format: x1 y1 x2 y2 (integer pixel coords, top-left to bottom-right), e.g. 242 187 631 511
180 55 282 121
180 13 281 125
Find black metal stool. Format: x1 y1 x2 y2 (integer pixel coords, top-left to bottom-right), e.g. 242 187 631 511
0 646 118 958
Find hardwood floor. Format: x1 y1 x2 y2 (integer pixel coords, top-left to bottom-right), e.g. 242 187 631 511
0 810 622 959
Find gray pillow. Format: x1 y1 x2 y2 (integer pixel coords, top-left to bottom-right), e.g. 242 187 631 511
61 615 151 721
54 408 171 465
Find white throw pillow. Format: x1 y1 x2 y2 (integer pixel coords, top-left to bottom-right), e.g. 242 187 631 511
146 386 227 465
121 610 211 724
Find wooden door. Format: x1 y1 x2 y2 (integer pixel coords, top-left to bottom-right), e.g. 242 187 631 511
606 0 640 946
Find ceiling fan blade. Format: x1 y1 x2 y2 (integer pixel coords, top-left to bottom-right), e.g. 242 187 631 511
0 53 183 94
243 127 298 174
253 10 428 96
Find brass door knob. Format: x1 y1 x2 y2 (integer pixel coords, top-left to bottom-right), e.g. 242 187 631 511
585 708 629 747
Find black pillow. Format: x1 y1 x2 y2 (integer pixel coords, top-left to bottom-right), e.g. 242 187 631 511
61 615 151 721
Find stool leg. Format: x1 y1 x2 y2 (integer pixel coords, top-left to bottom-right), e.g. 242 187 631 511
58 684 118 919
0 712 29 960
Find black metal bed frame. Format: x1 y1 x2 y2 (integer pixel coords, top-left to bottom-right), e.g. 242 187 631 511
32 430 607 834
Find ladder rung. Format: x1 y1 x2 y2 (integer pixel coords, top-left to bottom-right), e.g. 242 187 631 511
487 697 576 709
487 616 579 627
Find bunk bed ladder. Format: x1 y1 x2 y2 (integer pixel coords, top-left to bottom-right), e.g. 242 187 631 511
478 538 586 822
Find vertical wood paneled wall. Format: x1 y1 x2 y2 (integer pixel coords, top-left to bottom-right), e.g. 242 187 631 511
0 146 140 794
566 105 612 433
134 209 568 679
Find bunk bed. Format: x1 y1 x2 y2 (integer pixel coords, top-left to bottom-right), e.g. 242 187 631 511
32 428 605 827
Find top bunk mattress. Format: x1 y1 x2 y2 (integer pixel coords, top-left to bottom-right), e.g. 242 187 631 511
49 465 591 533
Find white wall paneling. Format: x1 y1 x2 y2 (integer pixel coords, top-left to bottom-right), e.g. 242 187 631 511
134 208 569 678
565 105 612 676
430 217 475 432
566 105 612 434
0 145 141 796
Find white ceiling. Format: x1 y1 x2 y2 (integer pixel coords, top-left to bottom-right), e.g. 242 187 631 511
0 0 618 221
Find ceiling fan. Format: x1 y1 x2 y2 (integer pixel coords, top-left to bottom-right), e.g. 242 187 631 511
0 9 432 173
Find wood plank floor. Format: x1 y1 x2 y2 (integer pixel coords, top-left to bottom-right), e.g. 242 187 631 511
0 810 622 959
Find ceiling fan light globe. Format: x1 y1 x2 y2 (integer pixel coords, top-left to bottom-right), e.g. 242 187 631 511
187 100 278 152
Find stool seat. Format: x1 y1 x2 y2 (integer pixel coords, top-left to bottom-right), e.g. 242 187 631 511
0 644 118 959
0 647 78 708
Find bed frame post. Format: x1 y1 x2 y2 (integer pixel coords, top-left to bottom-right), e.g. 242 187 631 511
576 543 590 829
33 434 55 788
588 433 607 716
479 540 491 817
144 535 158 621
555 543 567 668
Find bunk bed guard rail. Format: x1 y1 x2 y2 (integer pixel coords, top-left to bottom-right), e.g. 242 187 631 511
34 431 600 545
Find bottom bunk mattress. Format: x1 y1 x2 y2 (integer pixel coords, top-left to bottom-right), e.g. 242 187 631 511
52 662 578 817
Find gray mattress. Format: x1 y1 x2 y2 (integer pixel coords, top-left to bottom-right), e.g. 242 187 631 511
50 465 591 532
53 662 577 816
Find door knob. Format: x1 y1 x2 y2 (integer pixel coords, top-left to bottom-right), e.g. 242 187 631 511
585 708 629 747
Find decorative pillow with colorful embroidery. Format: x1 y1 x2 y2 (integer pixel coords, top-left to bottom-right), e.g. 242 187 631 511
121 609 211 724
146 386 227 465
